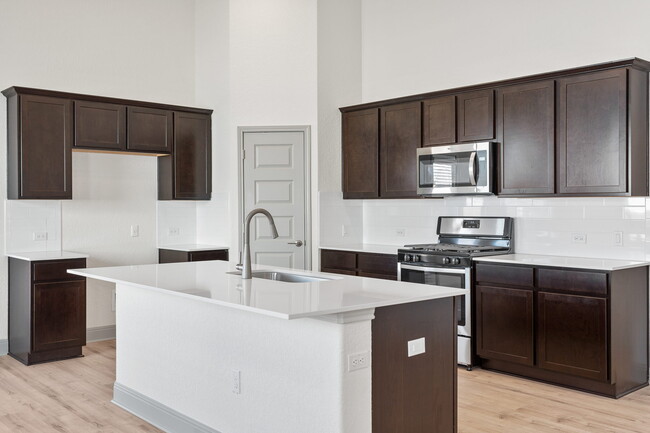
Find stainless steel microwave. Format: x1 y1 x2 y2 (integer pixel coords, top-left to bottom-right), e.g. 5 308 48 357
417 142 495 196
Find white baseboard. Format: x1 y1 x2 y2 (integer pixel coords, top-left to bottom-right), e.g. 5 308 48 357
0 339 7 356
87 325 116 342
112 382 221 433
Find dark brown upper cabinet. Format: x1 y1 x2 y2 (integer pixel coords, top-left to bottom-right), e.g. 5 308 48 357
558 68 647 196
380 102 421 198
342 108 379 199
558 69 626 195
5 90 73 199
457 89 494 142
422 95 456 146
4 86 212 201
497 80 555 195
158 111 212 200
74 100 126 151
127 106 173 153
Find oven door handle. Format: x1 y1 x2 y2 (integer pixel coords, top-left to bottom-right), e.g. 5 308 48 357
399 264 468 274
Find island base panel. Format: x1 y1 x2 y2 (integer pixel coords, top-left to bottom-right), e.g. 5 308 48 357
372 297 457 433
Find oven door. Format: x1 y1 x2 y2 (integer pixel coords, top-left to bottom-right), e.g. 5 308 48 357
417 142 493 196
398 264 471 338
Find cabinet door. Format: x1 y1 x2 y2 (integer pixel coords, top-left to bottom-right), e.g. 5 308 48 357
497 81 555 195
457 90 494 142
342 109 379 198
537 291 608 381
475 284 534 365
557 69 627 194
127 106 173 153
172 111 212 200
32 280 86 353
74 100 126 151
423 95 456 146
380 102 421 198
18 95 73 199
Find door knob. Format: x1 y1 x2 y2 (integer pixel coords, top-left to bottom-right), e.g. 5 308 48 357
287 240 304 247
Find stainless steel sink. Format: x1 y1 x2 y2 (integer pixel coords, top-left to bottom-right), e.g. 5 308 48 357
228 270 332 283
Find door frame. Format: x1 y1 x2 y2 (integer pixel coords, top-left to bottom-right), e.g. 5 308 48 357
237 125 312 270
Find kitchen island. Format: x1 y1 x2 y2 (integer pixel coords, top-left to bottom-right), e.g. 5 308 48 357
70 260 463 433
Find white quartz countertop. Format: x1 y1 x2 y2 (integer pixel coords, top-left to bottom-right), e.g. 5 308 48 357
158 244 230 252
7 251 89 262
319 243 400 255
69 261 464 320
473 254 650 271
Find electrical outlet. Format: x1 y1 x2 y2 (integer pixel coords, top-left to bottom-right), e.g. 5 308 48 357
408 337 426 357
111 289 116 312
614 231 623 246
341 225 348 237
396 228 406 237
348 351 370 372
232 369 241 394
571 233 586 244
130 225 139 237
168 227 180 236
32 232 48 241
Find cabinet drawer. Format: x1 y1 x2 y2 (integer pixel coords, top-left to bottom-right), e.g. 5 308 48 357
538 268 608 297
357 253 397 276
321 250 356 270
321 267 356 276
475 263 534 287
189 250 228 262
32 259 86 282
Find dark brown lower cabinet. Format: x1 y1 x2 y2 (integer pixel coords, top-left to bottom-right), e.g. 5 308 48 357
159 248 229 264
373 298 457 433
537 291 608 381
475 284 534 366
320 249 397 280
9 257 87 365
475 262 648 398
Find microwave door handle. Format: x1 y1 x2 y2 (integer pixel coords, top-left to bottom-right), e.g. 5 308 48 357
468 151 477 186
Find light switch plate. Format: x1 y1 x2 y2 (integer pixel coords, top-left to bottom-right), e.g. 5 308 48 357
408 337 426 357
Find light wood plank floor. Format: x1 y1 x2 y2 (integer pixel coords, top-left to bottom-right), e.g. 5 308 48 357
1 340 649 432
458 367 650 433
0 340 162 433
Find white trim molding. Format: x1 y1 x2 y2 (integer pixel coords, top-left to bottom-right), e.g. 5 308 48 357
113 382 221 433
0 339 7 356
87 325 116 342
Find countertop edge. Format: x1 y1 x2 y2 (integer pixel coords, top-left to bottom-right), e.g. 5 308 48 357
319 244 400 255
472 254 650 271
7 251 90 261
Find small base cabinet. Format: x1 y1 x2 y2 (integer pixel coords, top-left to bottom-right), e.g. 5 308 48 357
9 258 87 365
320 249 397 280
474 262 648 398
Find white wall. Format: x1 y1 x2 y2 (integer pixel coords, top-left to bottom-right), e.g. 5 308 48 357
194 0 319 266
0 0 197 340
360 0 650 101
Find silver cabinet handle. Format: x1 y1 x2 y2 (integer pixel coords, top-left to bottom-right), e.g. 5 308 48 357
287 240 304 247
468 151 477 186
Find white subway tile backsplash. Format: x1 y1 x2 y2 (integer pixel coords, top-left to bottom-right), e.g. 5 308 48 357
5 200 62 253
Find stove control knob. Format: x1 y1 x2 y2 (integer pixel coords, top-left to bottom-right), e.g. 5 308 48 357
442 257 451 265
404 254 412 262
452 258 461 266
411 255 418 262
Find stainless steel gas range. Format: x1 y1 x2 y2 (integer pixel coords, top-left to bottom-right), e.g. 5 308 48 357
397 216 514 370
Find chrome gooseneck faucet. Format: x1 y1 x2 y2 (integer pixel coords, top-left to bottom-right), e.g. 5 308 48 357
237 208 279 279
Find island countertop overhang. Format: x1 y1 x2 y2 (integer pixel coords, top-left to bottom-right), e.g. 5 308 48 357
69 260 465 320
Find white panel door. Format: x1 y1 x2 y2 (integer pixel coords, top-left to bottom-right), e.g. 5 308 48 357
243 131 306 269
